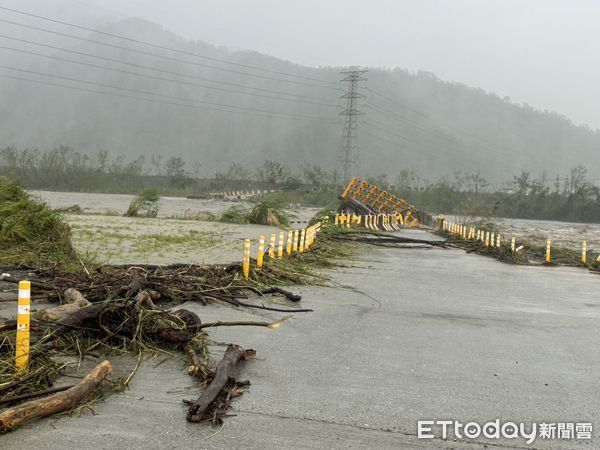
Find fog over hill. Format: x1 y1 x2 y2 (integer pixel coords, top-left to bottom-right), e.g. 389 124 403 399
1 11 599 183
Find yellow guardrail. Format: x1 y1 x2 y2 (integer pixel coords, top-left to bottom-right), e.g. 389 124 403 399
240 221 323 279
334 211 418 230
341 177 418 216
439 217 591 266
208 189 281 199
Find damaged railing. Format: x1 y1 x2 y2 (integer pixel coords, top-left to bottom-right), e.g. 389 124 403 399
340 177 432 226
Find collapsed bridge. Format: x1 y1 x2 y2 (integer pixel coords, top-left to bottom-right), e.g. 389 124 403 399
339 177 433 228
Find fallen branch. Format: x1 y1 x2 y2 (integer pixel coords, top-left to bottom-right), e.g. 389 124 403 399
332 230 447 247
40 288 91 321
262 286 302 302
234 300 312 313
186 344 254 423
0 360 112 433
244 286 302 302
191 316 290 331
0 385 74 405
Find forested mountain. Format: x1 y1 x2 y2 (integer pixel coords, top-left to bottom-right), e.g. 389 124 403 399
1 16 598 183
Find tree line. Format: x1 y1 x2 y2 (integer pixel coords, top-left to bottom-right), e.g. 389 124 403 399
3 145 600 222
0 146 337 193
379 167 600 223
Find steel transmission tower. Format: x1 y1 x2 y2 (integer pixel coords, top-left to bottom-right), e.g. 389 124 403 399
339 69 368 186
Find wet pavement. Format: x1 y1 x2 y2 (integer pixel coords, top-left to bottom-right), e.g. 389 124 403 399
2 229 599 448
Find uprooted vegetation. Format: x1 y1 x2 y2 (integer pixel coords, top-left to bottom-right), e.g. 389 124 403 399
0 262 312 432
124 188 160 218
0 177 77 267
0 214 357 432
219 198 295 227
0 173 361 432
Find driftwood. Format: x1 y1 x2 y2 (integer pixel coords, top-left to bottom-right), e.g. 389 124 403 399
0 263 307 425
54 303 104 333
40 288 91 321
331 230 448 248
261 286 302 302
63 288 89 305
185 344 201 374
0 320 18 332
0 385 74 405
188 316 290 331
158 309 202 343
243 286 303 302
0 360 112 433
184 344 208 378
187 344 255 423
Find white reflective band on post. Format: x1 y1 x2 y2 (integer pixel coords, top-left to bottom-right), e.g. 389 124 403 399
18 289 30 299
18 305 30 315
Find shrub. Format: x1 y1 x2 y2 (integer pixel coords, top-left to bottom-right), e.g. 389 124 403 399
125 188 160 217
0 177 76 266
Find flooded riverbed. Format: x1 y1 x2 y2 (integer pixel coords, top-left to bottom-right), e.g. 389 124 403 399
31 190 600 263
30 190 320 265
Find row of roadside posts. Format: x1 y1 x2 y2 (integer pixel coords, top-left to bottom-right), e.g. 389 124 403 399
442 218 591 265
241 221 323 280
209 189 279 199
334 210 417 230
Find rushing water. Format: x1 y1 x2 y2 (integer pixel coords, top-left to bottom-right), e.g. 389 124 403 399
447 214 600 251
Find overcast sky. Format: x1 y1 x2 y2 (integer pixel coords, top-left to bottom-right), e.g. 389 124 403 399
6 0 600 128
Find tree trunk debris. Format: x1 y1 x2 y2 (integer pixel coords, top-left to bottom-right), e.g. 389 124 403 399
186 344 255 424
0 360 112 433
0 264 304 431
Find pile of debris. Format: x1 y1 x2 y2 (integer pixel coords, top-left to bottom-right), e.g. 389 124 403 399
0 264 306 432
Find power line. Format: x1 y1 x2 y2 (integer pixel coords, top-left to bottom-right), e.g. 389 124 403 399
0 34 332 102
362 130 407 149
365 102 496 156
0 73 342 126
0 18 340 91
0 66 341 123
362 119 529 170
365 99 523 161
366 102 457 145
0 5 338 85
362 121 422 146
366 86 515 154
0 44 339 107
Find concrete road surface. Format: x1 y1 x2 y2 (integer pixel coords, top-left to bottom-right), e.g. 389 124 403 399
2 230 599 449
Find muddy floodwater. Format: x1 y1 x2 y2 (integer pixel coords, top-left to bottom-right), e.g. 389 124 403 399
31 190 320 265
29 190 319 222
31 190 600 263
446 213 600 252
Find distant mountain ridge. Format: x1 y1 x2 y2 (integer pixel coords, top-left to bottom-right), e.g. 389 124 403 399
0 16 598 182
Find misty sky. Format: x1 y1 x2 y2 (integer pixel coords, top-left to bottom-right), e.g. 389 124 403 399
5 0 600 128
